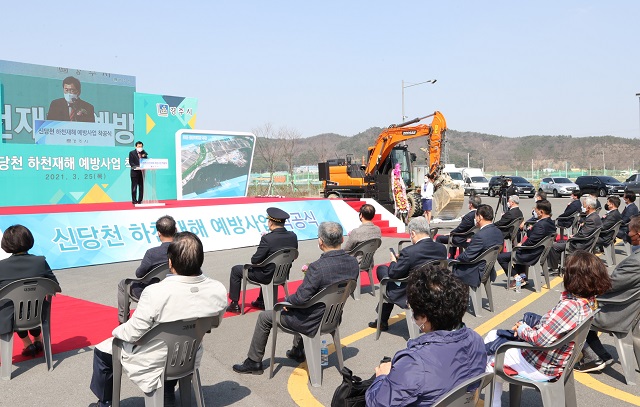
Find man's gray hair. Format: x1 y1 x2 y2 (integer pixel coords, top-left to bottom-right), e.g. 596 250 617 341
318 221 343 248
469 195 482 208
508 195 519 205
407 217 431 236
582 195 597 209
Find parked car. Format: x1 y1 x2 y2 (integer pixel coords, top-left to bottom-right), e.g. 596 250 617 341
464 175 490 195
575 175 625 197
444 170 465 189
488 175 535 198
624 173 640 195
539 177 579 197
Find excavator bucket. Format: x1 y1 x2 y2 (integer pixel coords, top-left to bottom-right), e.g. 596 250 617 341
432 174 465 220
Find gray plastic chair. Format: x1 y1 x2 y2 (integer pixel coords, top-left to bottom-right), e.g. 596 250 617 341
122 262 171 322
0 277 61 380
594 289 640 385
375 258 449 339
506 234 556 293
560 227 602 273
269 279 356 387
493 313 595 407
556 213 580 240
432 371 494 407
241 247 299 314
112 314 221 407
601 221 623 266
346 238 381 300
446 226 478 258
449 245 502 318
497 217 524 252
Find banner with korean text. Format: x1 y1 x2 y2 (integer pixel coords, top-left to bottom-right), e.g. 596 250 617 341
0 199 359 270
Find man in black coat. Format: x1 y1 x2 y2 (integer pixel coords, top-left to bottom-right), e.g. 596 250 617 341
128 141 148 204
232 221 359 373
367 217 447 331
497 200 556 288
596 195 623 250
494 195 524 240
618 192 639 241
452 205 504 288
557 190 582 228
46 76 95 122
436 195 482 258
227 207 298 313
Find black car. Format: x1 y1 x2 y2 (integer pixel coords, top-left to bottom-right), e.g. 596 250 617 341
624 173 640 195
575 175 625 197
488 175 535 198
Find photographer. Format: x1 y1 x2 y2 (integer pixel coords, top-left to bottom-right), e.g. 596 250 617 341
496 177 518 214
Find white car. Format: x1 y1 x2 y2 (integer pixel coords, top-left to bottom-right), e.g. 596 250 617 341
539 177 579 197
464 176 490 195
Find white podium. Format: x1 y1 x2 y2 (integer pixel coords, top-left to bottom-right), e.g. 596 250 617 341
135 158 169 207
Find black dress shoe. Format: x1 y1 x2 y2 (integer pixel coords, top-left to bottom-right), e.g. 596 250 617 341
21 344 37 357
251 299 265 309
227 301 240 313
368 321 388 331
233 358 264 375
286 347 306 363
33 341 44 353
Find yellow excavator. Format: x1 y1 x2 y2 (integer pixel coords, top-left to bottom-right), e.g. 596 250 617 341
318 111 464 219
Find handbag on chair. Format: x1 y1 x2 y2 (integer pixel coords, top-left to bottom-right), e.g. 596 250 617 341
331 366 375 407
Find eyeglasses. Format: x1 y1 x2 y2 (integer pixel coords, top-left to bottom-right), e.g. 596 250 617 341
628 231 640 239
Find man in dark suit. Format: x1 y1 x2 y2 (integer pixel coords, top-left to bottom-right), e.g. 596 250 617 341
116 215 176 324
497 200 556 288
452 205 504 288
575 216 640 372
367 217 447 331
557 190 582 228
46 76 95 122
232 221 359 373
436 195 482 258
596 195 623 250
227 207 298 313
494 195 524 240
547 195 603 271
129 141 148 204
618 192 639 241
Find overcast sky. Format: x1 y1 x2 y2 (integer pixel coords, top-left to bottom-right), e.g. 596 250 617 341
3 1 640 138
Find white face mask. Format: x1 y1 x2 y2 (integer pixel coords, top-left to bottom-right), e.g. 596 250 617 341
64 93 78 104
136 147 143 152
581 206 587 213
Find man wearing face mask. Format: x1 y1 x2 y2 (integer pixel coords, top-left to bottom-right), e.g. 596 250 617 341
46 76 95 122
129 141 148 204
595 195 622 252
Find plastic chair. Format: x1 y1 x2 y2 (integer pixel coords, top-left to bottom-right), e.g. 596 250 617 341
122 262 171 322
493 313 595 407
432 371 494 407
0 277 61 380
268 279 356 387
446 226 478 259
556 213 580 241
560 227 602 273
346 238 381 300
112 314 221 407
594 289 640 385
241 247 299 314
506 234 556 293
600 221 623 266
496 217 524 252
375 258 449 339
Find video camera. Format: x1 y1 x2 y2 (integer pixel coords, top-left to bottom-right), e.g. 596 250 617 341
496 175 510 195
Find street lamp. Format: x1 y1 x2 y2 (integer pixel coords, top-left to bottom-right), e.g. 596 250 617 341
636 92 640 138
402 79 437 121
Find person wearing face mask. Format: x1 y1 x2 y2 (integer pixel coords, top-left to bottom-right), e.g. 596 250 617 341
595 195 622 252
420 174 435 224
494 195 524 241
46 76 95 122
365 264 487 407
129 141 149 204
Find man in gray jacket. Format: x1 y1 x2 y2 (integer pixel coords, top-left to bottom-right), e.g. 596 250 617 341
342 204 382 252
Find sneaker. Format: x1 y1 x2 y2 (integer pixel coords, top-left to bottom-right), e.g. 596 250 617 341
574 359 606 373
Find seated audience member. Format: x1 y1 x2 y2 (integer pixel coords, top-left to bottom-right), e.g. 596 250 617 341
547 195 602 272
88 232 228 407
485 252 611 407
227 207 298 313
365 264 487 406
494 195 523 240
0 225 59 357
232 222 359 373
343 203 382 253
618 192 639 242
575 216 640 372
497 200 556 288
520 190 546 230
116 215 176 324
556 190 582 228
368 217 447 332
436 195 482 258
596 195 622 251
452 205 504 288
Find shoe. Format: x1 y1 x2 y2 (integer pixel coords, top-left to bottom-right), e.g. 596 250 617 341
368 320 388 331
33 341 44 353
233 358 264 375
251 299 265 310
227 301 240 313
21 344 37 357
574 359 606 373
286 347 306 363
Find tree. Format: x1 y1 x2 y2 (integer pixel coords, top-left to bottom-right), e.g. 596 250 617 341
279 127 301 193
253 123 279 195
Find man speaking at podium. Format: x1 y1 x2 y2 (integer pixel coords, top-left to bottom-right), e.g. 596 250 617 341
129 141 148 204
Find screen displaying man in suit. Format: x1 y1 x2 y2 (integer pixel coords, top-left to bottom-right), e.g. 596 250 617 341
46 76 95 122
129 141 148 204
